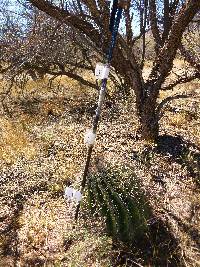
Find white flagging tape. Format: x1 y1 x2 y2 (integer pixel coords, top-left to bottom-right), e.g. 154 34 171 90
84 130 96 146
73 191 82 202
65 187 74 198
101 66 110 79
64 187 82 203
95 63 110 80
95 63 104 79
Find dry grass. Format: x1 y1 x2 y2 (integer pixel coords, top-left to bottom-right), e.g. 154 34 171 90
0 117 38 163
0 72 199 266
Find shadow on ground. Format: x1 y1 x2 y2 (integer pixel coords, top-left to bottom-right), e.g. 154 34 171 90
156 134 200 182
112 219 183 267
87 165 184 267
135 134 200 183
0 182 55 266
167 210 200 250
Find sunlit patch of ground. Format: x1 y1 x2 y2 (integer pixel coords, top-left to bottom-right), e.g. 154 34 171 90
17 194 112 266
0 72 199 266
0 118 38 163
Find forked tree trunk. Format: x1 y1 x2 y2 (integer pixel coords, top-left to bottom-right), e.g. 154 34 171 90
27 0 200 144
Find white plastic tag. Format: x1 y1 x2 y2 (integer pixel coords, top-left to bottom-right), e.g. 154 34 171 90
84 130 96 146
101 66 110 79
64 187 82 202
74 191 82 202
65 187 74 199
95 63 104 79
95 63 110 79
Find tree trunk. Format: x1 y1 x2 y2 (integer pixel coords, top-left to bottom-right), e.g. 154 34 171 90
139 105 159 142
136 92 159 142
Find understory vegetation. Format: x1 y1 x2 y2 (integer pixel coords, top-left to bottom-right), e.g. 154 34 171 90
0 0 199 265
0 70 199 266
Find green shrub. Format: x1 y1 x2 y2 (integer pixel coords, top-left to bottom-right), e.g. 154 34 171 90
86 166 152 243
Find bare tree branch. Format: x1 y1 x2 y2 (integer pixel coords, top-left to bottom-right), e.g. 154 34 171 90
156 93 198 118
125 0 133 46
147 0 200 93
28 0 100 44
179 43 200 72
149 0 162 54
141 0 148 69
162 0 170 41
161 72 200 90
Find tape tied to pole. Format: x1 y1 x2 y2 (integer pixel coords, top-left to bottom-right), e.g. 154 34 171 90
73 0 124 222
65 187 82 202
95 63 110 80
84 130 96 146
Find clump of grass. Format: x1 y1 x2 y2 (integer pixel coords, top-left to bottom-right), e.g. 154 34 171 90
0 118 38 163
62 233 113 267
86 166 152 243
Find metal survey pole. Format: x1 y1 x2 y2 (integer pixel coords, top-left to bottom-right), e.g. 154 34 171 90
74 1 124 222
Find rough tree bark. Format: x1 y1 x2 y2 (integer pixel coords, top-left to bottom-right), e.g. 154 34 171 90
27 0 200 141
141 0 200 140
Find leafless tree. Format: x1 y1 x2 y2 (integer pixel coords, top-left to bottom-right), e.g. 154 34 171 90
0 1 100 89
1 0 200 141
